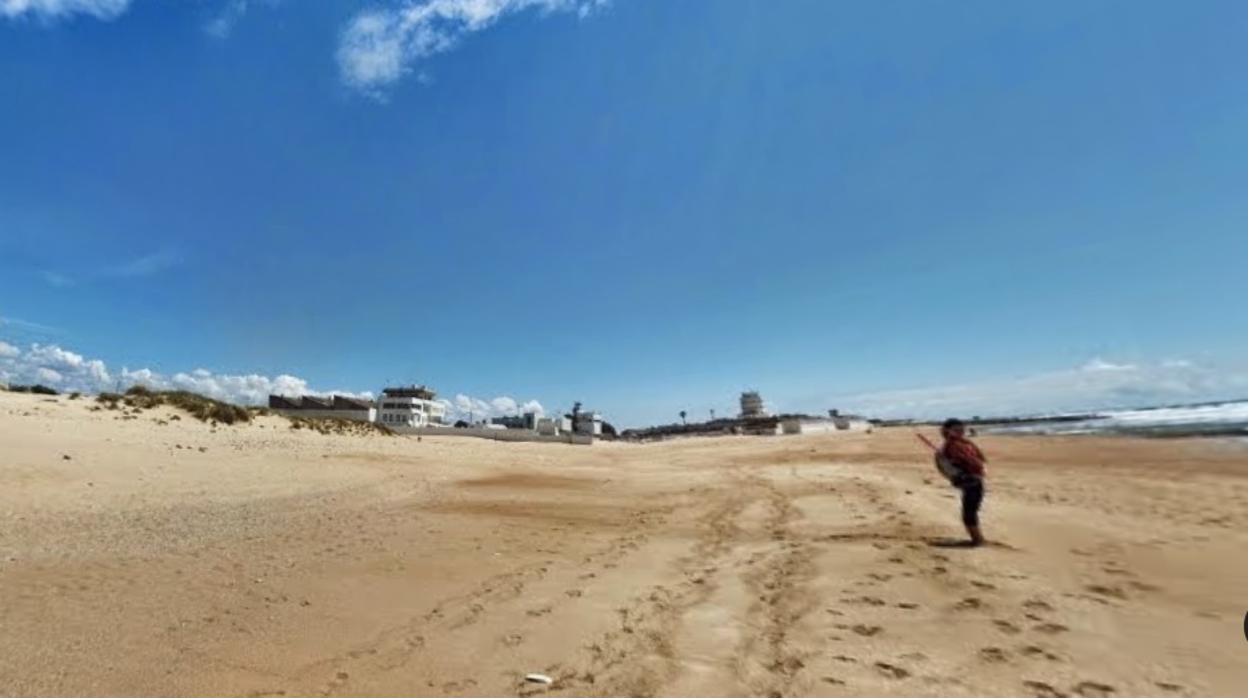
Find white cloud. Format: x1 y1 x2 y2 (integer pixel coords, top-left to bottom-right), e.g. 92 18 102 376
1081 358 1136 372
105 250 182 278
337 0 609 96
442 392 545 423
0 316 62 338
34 252 181 291
41 271 74 288
820 359 1248 420
205 0 248 38
0 340 369 404
490 396 518 414
1 0 130 21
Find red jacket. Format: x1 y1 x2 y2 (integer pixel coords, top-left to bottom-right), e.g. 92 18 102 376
942 436 986 477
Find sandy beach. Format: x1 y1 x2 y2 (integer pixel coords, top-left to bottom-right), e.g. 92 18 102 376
2 390 1245 697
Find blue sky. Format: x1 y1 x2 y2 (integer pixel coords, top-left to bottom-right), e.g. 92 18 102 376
2 0 1247 426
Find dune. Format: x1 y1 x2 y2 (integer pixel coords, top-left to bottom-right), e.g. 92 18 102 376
1 390 1245 697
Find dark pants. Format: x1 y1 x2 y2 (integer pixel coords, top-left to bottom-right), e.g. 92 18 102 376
958 477 984 528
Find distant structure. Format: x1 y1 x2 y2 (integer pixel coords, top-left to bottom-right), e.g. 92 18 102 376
377 385 446 429
491 412 540 431
740 391 767 419
268 394 376 423
535 416 563 436
573 410 603 436
780 413 872 435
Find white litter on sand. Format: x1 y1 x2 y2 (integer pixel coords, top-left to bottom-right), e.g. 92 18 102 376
524 673 553 685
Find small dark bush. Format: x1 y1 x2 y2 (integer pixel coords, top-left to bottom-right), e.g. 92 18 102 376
8 384 59 395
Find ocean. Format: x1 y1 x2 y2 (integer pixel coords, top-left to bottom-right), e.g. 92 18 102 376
983 400 1248 438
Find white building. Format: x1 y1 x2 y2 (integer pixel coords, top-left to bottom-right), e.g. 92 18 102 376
377 385 446 429
740 391 766 418
780 416 873 435
535 417 562 436
574 411 603 436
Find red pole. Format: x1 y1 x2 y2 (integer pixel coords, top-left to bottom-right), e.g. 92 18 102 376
915 432 939 452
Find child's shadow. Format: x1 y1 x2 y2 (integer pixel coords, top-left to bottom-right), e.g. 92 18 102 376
926 537 1018 551
926 537 979 549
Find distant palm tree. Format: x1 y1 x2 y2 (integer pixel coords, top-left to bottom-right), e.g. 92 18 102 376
679 410 687 425
710 409 716 421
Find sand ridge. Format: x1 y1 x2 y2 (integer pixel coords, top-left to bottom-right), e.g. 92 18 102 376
1 391 1246 697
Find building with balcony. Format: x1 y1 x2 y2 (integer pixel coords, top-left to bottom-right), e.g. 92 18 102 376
377 385 446 429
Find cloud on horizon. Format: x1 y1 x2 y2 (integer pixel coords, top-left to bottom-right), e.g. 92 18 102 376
0 337 547 423
818 358 1248 420
0 340 370 405
439 393 545 424
337 0 609 97
0 0 130 21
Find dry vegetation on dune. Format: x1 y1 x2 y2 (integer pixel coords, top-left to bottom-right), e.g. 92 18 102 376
89 386 393 436
288 415 394 437
96 386 253 425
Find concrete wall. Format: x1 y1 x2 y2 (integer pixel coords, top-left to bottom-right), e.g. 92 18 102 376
275 408 376 423
780 418 872 435
399 426 593 445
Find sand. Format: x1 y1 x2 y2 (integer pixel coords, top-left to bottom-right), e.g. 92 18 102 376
2 391 1246 697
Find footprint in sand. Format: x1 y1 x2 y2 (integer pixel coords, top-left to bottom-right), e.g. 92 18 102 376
954 597 986 611
1023 680 1066 697
1072 681 1116 697
318 672 350 697
848 595 887 607
1034 622 1069 635
1019 645 1062 662
978 647 1010 663
971 580 997 590
993 619 1022 635
1085 585 1127 600
1154 682 1184 693
821 676 847 686
850 624 883 637
526 606 552 617
440 678 479 694
896 602 920 610
502 633 524 647
874 662 910 680
1023 599 1054 613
